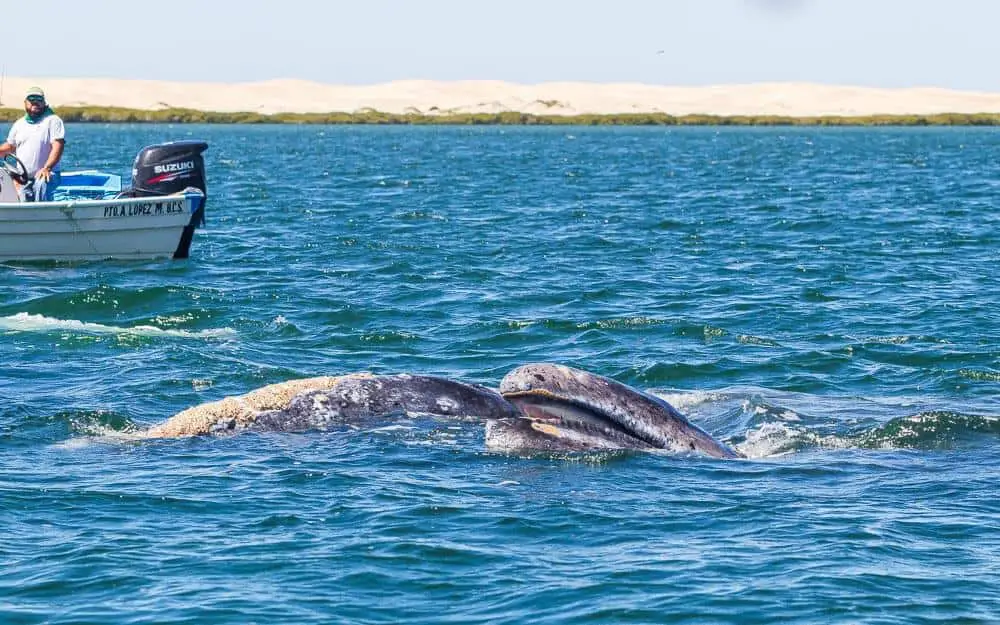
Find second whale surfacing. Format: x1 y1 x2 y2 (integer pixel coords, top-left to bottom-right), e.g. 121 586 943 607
144 364 741 459
493 363 741 458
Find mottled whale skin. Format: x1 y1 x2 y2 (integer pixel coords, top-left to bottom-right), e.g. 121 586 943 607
484 416 657 453
246 374 519 433
496 363 741 459
150 365 739 459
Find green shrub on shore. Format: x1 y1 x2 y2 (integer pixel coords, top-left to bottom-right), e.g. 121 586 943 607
4 106 1000 125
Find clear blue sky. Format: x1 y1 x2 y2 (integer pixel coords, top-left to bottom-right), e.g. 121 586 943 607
13 0 1000 90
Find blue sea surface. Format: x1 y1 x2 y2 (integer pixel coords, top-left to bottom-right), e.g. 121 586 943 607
2 125 999 624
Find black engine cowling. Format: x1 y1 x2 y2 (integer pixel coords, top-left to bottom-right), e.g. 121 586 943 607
129 140 208 197
118 141 209 241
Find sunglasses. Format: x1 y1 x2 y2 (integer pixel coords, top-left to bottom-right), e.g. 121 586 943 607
26 96 45 104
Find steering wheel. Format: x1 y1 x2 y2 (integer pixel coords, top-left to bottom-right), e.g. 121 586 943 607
3 154 30 185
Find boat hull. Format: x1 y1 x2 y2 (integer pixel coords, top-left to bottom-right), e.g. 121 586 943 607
0 191 205 261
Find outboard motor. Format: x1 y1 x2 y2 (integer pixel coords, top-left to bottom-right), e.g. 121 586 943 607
121 140 209 228
131 140 208 196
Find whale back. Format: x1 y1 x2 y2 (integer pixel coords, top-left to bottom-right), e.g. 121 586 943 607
250 374 520 432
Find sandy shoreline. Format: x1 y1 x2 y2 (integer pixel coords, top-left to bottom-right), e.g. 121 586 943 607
4 76 1000 117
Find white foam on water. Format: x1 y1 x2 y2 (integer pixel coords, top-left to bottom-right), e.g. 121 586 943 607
735 422 851 458
650 389 724 412
56 431 142 449
55 421 147 449
0 312 236 339
370 423 417 433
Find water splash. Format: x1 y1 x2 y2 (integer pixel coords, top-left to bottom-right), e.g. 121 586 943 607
0 312 235 340
853 411 1000 450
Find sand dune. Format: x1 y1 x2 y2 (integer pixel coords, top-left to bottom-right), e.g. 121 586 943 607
4 76 1000 117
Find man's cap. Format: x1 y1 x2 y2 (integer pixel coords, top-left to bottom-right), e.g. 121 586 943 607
25 86 45 99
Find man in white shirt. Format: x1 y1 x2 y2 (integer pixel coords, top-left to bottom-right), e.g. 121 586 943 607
0 86 65 201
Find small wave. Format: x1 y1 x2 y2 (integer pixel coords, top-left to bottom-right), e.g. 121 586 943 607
0 313 236 339
738 334 781 347
48 410 144 448
360 330 420 344
650 389 728 412
59 430 141 449
733 410 1000 457
734 422 826 458
958 369 1000 382
854 411 1000 450
584 316 665 330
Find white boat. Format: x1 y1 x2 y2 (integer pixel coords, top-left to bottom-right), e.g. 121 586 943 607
0 140 208 261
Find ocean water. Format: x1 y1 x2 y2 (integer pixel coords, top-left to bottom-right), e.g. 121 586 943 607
2 124 999 624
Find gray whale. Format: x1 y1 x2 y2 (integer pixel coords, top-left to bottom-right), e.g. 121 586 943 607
146 364 740 459
494 363 740 458
248 374 519 432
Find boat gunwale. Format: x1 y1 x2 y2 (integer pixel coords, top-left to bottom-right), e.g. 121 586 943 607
0 188 205 211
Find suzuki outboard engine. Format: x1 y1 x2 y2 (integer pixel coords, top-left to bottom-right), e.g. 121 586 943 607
119 140 209 236
130 140 208 197
117 140 209 258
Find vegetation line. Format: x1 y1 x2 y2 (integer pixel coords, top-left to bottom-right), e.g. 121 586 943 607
6 106 1000 126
